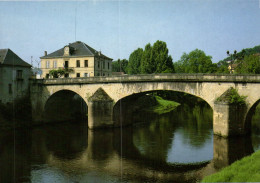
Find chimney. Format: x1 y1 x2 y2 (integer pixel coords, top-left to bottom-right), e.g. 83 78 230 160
44 51 47 56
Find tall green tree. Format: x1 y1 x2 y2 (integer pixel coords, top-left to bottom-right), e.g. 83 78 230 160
152 40 174 73
175 49 214 73
140 41 174 74
127 48 143 74
141 43 153 74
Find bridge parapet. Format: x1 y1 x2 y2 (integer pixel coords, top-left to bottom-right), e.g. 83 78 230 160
33 74 260 85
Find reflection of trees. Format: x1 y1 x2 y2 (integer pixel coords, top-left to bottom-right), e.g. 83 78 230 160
133 113 176 162
133 102 213 162
174 103 213 147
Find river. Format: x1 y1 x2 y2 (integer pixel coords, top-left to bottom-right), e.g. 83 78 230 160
0 103 259 183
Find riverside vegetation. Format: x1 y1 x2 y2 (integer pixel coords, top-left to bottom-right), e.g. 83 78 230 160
202 150 260 182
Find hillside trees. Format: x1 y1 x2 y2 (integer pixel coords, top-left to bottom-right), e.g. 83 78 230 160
236 55 260 74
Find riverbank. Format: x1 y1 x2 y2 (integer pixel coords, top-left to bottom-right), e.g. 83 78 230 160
145 95 180 114
202 150 260 182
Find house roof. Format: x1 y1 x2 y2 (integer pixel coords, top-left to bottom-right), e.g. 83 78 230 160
40 41 113 60
0 49 31 67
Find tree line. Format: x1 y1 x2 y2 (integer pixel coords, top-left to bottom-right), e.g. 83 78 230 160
112 41 260 74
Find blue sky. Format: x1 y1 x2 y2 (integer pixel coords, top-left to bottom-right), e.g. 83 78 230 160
0 0 260 66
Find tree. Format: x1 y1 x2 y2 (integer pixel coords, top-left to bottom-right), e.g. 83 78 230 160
112 59 129 73
152 40 174 73
127 48 143 74
236 55 260 74
140 41 174 74
141 43 153 74
175 49 214 73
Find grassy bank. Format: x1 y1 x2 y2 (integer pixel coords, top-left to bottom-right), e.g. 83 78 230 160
146 95 180 114
202 150 260 182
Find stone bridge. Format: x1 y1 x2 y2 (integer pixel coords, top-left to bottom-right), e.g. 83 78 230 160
30 74 260 137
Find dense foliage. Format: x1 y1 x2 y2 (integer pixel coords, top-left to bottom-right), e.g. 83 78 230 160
127 48 143 74
123 40 174 74
112 59 129 73
174 49 217 73
112 43 260 75
235 54 260 74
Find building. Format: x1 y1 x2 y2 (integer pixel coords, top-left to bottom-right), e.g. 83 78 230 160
228 63 239 74
40 41 113 78
0 49 32 104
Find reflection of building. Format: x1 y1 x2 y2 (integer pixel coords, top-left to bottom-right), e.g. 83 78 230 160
0 49 31 104
40 41 113 78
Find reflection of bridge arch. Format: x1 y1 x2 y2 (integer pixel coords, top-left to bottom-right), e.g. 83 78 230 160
43 130 254 182
45 129 210 182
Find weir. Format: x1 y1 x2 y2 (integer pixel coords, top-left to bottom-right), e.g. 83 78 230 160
30 74 260 137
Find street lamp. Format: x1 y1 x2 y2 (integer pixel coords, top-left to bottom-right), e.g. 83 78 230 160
226 50 237 74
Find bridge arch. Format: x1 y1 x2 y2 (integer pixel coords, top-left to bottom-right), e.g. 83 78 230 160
107 82 215 109
244 98 260 134
43 89 88 123
112 89 213 127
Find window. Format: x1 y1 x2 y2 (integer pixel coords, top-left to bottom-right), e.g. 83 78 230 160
8 84 12 94
103 73 105 76
16 70 23 79
64 61 69 68
98 62 100 68
53 60 57 68
84 73 89 77
46 60 50 68
103 61 105 69
85 60 88 67
108 62 110 70
76 60 80 67
46 74 49 79
65 73 69 78
76 73 80 77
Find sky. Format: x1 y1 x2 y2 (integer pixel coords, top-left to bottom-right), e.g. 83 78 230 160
0 0 260 67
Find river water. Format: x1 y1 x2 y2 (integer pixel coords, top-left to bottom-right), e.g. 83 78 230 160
0 104 259 183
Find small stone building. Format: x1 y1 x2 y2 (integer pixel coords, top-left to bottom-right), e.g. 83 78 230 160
0 49 32 104
40 41 113 78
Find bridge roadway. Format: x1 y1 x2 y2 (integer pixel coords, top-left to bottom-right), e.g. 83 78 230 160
30 74 260 137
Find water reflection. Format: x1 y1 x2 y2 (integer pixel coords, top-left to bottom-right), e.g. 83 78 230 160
0 103 259 183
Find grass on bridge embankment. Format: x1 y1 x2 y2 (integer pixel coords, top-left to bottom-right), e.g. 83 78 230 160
202 150 260 182
146 95 180 114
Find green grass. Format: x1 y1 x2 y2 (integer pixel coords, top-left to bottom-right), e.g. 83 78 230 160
202 150 260 182
146 96 180 114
